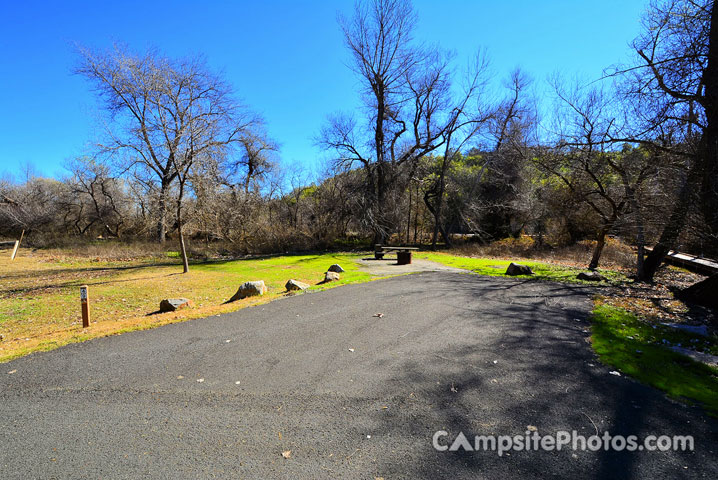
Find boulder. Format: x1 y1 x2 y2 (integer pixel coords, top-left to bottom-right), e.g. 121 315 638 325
159 298 192 312
670 346 718 368
327 264 345 273
577 271 606 282
505 263 533 276
229 280 267 302
678 273 718 310
661 322 709 337
323 271 340 283
285 279 310 291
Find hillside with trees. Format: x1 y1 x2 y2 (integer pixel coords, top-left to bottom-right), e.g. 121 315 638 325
1 0 716 283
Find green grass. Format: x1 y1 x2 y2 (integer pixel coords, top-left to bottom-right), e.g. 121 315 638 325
417 252 628 284
591 304 718 417
0 252 371 362
191 253 372 291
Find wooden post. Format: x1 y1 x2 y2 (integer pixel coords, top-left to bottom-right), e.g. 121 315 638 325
10 230 24 261
80 285 90 328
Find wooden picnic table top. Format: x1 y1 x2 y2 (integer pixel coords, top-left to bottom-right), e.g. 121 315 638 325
375 245 419 251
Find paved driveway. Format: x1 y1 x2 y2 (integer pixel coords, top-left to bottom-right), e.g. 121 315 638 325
1 272 716 479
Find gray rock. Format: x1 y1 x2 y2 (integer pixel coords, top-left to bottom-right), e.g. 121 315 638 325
327 264 345 273
678 273 718 310
229 280 267 302
670 346 718 368
323 271 340 283
285 279 310 291
505 263 533 276
159 298 192 312
577 271 606 282
661 323 709 337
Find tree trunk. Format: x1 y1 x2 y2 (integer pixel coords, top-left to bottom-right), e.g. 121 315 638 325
635 232 646 281
431 215 441 249
640 163 701 281
413 184 419 243
424 190 452 250
176 180 189 274
589 225 611 270
372 85 388 246
633 209 646 280
700 0 718 234
622 175 646 279
431 173 447 250
157 184 168 243
373 162 390 245
178 225 189 274
406 185 412 244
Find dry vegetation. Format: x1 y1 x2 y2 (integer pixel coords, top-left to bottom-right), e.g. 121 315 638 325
0 248 371 362
449 236 637 271
443 236 715 330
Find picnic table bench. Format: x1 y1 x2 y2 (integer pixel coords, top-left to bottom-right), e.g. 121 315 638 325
374 244 419 265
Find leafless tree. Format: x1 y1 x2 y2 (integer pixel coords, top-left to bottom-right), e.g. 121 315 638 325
609 0 717 281
319 0 487 244
422 53 491 249
65 157 126 238
539 78 656 271
77 45 265 272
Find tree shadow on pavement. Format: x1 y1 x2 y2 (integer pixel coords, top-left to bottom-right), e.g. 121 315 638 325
367 274 718 479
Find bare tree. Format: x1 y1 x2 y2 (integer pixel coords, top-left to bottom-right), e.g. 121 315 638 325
320 0 486 244
65 157 126 238
610 0 717 281
77 45 264 272
421 54 491 249
540 79 656 271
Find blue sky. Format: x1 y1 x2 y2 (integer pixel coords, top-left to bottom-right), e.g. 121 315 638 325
0 0 646 181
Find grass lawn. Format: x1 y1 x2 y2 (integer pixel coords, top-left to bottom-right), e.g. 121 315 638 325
591 304 718 417
417 251 628 284
0 251 371 363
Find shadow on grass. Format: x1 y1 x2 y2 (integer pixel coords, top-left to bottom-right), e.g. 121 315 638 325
1 270 187 297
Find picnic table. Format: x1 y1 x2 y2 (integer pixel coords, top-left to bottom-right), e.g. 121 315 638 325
374 244 419 265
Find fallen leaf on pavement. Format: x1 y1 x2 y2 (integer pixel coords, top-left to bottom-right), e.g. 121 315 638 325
373 313 384 318
281 450 291 459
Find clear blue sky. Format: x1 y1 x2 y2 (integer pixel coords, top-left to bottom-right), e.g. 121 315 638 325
0 0 646 181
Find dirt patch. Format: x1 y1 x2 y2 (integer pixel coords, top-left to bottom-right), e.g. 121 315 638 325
599 267 716 328
356 257 468 276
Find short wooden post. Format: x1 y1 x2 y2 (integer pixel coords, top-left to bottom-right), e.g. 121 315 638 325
80 285 90 328
10 230 24 261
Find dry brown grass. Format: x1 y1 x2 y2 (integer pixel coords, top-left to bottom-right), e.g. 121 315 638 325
0 248 371 362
